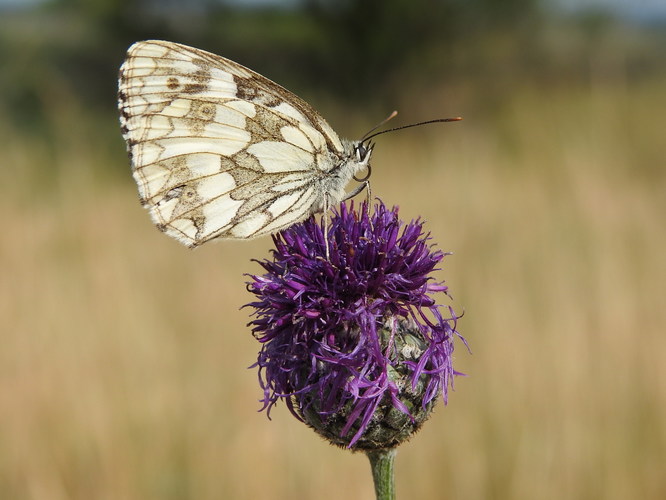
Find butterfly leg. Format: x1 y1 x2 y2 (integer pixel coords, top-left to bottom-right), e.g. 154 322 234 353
343 181 371 213
323 192 331 260
343 181 369 201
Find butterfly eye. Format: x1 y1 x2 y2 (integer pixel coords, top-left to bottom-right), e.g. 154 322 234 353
355 143 371 162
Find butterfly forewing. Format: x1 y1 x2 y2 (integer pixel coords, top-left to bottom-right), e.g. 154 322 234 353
118 40 357 247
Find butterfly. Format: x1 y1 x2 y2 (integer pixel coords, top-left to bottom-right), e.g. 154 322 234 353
118 40 376 248
118 40 461 248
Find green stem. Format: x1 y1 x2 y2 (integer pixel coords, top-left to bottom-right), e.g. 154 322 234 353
366 448 397 500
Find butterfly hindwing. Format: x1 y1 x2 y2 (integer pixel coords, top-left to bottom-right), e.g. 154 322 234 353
118 40 351 246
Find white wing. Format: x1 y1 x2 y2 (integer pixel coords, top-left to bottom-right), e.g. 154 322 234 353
118 40 348 247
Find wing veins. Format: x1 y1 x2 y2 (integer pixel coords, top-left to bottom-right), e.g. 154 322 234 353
145 167 314 206
161 175 316 225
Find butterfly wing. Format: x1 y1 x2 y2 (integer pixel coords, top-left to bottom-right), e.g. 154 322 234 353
118 40 346 247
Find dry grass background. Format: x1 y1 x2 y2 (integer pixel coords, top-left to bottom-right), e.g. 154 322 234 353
1 75 665 499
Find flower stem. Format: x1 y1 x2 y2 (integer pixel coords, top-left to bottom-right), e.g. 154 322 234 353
366 448 397 500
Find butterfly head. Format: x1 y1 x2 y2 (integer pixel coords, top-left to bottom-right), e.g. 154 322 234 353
352 141 373 183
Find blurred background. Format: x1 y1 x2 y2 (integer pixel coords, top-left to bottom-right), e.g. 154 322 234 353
1 0 665 498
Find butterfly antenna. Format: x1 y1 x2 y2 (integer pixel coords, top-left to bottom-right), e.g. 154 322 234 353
360 110 399 142
363 116 463 142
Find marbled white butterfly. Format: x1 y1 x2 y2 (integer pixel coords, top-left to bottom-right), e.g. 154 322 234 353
118 40 459 247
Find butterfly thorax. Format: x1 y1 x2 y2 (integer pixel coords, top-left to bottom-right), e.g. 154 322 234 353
315 139 372 212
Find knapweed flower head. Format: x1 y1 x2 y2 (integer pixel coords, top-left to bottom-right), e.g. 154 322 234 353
245 201 463 449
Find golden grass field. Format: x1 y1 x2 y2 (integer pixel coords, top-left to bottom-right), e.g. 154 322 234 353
1 76 664 499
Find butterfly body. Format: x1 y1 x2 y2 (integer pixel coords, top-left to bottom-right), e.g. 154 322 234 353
118 40 371 247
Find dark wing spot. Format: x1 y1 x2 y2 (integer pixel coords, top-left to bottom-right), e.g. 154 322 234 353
235 77 257 100
234 75 281 107
183 62 211 94
167 77 180 90
245 106 286 140
184 83 207 94
164 185 185 201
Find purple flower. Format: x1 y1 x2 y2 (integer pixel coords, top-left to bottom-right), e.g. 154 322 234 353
245 201 464 449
